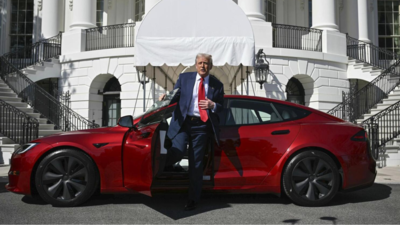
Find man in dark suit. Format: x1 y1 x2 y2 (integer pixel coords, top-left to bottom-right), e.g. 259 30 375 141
159 53 224 210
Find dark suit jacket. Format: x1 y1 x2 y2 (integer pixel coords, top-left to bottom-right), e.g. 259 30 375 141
167 72 224 146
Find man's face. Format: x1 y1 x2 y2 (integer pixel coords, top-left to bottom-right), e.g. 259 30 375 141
196 56 211 77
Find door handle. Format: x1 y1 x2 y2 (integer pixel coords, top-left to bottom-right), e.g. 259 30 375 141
271 130 290 135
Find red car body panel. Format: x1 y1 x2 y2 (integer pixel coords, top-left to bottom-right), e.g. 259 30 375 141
6 95 376 199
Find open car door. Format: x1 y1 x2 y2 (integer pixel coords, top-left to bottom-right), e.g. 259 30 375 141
122 89 179 196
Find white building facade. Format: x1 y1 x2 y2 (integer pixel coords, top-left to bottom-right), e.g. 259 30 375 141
1 0 400 166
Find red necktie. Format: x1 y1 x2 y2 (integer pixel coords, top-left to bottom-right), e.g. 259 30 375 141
198 77 208 122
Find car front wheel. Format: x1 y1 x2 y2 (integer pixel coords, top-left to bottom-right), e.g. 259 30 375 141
35 149 98 207
282 150 340 206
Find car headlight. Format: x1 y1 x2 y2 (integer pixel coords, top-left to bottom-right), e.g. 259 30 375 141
15 143 39 154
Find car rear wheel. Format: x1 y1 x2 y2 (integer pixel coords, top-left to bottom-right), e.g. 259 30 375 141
282 150 339 206
35 149 98 207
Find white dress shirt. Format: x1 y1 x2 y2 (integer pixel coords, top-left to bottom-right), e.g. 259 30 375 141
188 73 216 117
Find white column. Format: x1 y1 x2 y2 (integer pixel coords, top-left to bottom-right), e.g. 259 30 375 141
145 0 161 15
69 0 96 30
358 0 370 43
238 0 265 21
41 0 60 38
311 0 338 31
346 0 359 38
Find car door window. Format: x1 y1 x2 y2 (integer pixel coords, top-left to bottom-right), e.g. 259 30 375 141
224 99 282 126
272 102 311 121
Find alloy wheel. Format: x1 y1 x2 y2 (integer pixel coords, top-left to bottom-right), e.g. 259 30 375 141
41 156 88 201
291 157 334 201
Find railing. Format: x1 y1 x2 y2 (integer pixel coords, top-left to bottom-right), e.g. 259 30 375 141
328 59 400 123
0 35 100 131
86 23 135 51
272 23 322 52
2 33 62 70
362 100 400 161
347 35 398 70
0 99 39 145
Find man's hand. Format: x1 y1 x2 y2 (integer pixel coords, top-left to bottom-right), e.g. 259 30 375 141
158 94 166 101
199 97 215 110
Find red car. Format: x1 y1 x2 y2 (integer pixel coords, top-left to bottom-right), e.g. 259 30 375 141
6 90 376 207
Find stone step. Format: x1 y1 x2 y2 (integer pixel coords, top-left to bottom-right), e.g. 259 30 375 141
1 122 57 130
14 107 34 113
26 65 45 72
21 68 36 75
385 145 399 153
0 88 14 93
0 96 22 102
361 66 374 72
0 137 15 145
2 101 28 108
0 129 62 136
0 87 13 92
0 92 17 97
0 112 41 119
0 116 47 124
42 61 54 68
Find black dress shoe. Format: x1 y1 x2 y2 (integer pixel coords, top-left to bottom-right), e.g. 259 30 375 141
184 200 197 211
164 164 185 172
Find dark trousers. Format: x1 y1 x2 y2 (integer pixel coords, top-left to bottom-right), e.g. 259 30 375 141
166 117 212 202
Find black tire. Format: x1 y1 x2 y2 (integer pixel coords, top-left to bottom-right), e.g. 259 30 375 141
282 150 340 206
34 149 98 207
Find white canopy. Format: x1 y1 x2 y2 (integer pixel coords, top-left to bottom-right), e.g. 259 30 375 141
135 0 255 67
134 0 255 92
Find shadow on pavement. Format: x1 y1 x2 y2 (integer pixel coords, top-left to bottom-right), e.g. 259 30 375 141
0 176 8 193
18 183 392 220
329 183 392 206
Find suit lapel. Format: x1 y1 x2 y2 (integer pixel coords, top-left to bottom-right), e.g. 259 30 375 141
187 72 196 102
207 75 215 100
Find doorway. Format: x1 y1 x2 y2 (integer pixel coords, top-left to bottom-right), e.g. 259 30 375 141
286 77 305 105
101 77 121 127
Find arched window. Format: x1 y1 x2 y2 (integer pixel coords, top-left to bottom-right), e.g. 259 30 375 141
286 77 305 105
102 77 121 127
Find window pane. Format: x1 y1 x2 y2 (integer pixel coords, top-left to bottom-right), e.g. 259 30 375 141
379 12 386 23
387 12 393 23
387 24 393 35
394 37 400 47
27 0 33 9
394 1 400 12
387 37 393 47
19 0 27 10
379 24 386 35
26 11 33 22
379 38 386 48
394 12 399 23
394 25 400 35
25 22 33 34
18 23 25 34
18 13 25 22
386 1 393 11
379 1 385 11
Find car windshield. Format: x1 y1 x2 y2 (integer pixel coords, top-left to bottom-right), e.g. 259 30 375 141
139 88 179 123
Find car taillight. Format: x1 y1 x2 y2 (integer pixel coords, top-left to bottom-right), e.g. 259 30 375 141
351 130 367 141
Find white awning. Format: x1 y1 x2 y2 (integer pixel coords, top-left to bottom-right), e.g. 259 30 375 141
134 0 255 89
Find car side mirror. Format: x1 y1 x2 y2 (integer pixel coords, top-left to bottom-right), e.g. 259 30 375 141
118 115 135 128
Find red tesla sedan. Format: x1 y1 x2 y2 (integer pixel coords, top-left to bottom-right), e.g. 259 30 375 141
6 90 376 207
